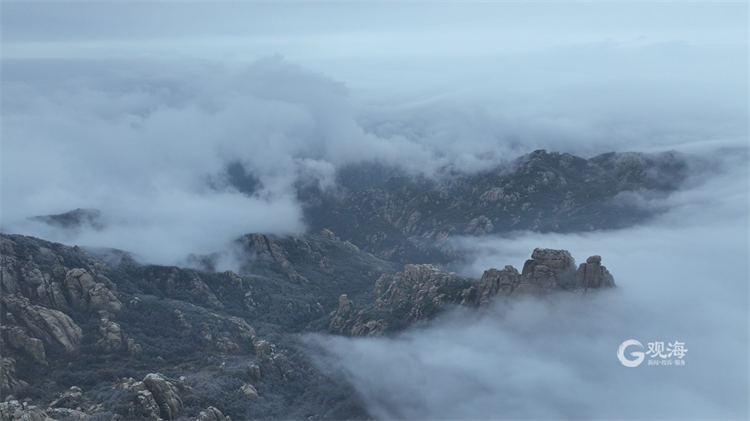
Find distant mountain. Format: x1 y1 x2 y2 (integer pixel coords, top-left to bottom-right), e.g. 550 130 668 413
28 151 689 266
30 208 104 231
300 149 688 262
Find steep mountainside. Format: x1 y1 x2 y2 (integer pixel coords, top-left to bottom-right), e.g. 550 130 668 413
0 233 395 420
0 233 614 420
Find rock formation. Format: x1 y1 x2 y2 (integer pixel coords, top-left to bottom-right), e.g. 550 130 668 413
48 386 84 410
330 248 615 336
521 248 576 287
196 406 230 421
329 294 354 333
63 268 122 313
1 295 82 352
0 358 28 395
1 326 47 365
143 373 184 420
476 266 520 305
239 383 260 401
576 255 616 289
0 400 51 421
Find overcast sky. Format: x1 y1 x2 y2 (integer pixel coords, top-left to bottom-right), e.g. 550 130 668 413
2 2 747 93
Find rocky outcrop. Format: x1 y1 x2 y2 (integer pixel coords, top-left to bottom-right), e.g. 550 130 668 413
63 269 122 313
329 294 353 333
35 278 71 314
252 339 295 381
576 255 616 289
196 406 229 421
378 264 474 320
239 383 259 401
0 358 28 395
465 215 494 235
0 400 51 421
330 264 476 335
118 374 184 420
120 378 162 420
330 249 616 336
191 314 256 354
516 248 577 293
241 234 306 282
1 295 82 352
0 386 91 420
95 314 124 352
476 266 520 305
49 386 83 409
1 326 47 365
44 408 90 420
95 312 141 355
143 373 184 420
246 363 262 383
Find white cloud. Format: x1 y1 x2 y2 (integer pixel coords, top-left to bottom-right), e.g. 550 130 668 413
1 2 747 266
304 156 749 420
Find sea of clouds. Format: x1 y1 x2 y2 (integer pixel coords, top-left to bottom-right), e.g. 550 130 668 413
305 149 749 420
1 3 748 419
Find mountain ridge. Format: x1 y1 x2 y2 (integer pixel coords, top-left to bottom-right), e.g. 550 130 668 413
1 231 615 420
1 148 686 420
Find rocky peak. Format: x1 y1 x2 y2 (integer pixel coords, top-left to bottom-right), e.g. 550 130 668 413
477 265 520 305
30 208 104 230
576 255 615 289
240 234 306 282
519 248 577 290
330 248 616 336
528 248 576 270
